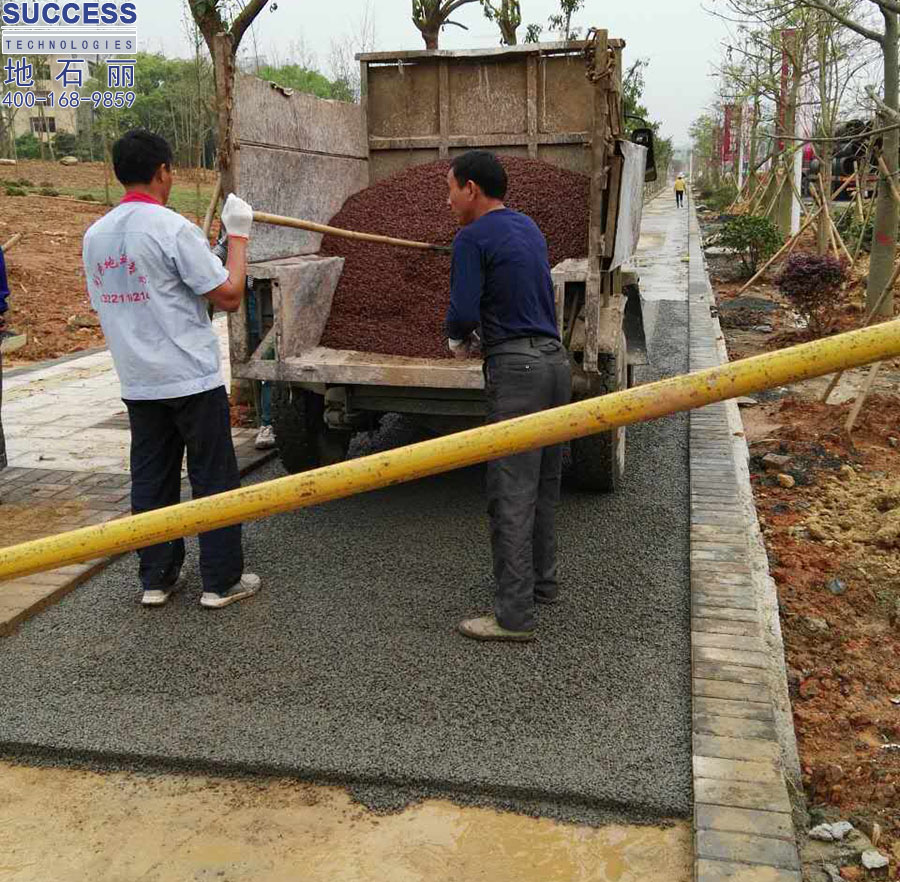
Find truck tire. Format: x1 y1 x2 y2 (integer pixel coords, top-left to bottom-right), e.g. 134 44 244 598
569 341 628 493
270 386 350 474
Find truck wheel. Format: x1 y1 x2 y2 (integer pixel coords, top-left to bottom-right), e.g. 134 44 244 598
569 342 628 493
270 386 350 473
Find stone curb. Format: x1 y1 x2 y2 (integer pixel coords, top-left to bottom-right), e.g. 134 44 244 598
0 447 276 638
687 192 805 882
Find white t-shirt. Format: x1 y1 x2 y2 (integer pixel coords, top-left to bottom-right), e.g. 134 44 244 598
83 200 229 400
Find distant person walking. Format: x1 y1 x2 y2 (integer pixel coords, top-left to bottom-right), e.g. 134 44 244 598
674 174 686 208
82 128 260 609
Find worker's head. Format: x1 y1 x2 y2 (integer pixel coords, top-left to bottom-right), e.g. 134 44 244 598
112 129 174 204
447 150 507 226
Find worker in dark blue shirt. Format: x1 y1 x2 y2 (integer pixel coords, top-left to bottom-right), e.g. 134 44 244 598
445 150 571 642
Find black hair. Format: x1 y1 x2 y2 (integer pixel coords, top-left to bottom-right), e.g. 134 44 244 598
112 129 173 186
450 150 508 200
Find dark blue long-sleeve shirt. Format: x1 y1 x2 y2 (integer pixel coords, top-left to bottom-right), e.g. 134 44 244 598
0 250 9 314
445 208 559 347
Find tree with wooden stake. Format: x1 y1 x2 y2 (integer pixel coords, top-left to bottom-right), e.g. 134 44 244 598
187 0 274 197
797 0 899 317
412 0 479 50
481 0 521 45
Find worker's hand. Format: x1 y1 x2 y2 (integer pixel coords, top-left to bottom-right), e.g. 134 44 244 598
221 193 254 240
448 333 480 359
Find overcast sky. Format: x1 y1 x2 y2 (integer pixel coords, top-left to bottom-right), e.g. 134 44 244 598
136 1 729 145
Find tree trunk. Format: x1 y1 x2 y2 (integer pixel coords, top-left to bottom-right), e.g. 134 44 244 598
868 9 899 316
423 27 439 49
747 98 760 199
211 32 238 196
817 14 831 255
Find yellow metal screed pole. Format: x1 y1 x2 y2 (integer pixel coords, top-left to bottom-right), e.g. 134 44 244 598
1 321 899 582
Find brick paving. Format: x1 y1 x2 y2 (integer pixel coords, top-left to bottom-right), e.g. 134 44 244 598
0 316 274 636
687 192 802 880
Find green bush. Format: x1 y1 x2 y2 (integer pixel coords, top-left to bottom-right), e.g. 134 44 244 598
711 215 782 277
38 186 59 197
13 177 33 187
777 251 846 337
53 132 77 156
78 193 98 202
14 132 42 159
4 185 27 197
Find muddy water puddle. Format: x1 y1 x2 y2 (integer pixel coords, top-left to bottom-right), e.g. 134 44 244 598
0 763 691 881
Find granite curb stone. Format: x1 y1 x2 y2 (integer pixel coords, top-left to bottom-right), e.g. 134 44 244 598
688 191 803 881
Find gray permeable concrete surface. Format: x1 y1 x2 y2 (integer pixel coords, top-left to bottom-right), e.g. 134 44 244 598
0 300 691 825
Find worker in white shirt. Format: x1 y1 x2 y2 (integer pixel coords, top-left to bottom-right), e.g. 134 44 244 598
83 128 259 609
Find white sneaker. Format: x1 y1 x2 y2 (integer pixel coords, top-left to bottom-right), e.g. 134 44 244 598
255 425 276 450
200 573 261 609
141 572 185 607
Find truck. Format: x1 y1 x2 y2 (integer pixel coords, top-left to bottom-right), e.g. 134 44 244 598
229 30 656 492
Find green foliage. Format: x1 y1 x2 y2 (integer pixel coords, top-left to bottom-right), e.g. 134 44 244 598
524 23 542 42
86 52 216 167
777 252 846 337
257 64 354 102
14 133 42 160
38 187 60 196
53 132 77 156
547 0 584 40
713 215 782 277
4 185 27 196
701 181 739 213
78 193 99 202
481 0 520 45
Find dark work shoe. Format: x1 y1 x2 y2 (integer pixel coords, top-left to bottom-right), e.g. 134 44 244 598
200 573 260 609
535 593 559 605
458 615 535 642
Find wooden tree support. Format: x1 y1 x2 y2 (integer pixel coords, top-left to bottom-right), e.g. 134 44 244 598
821 257 900 402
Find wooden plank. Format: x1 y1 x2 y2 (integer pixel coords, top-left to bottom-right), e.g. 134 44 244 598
526 55 538 159
369 132 589 151
438 58 450 159
584 28 610 374
356 40 624 63
234 348 485 389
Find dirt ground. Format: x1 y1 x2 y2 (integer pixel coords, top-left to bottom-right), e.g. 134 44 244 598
0 160 216 363
0 761 691 881
701 208 900 877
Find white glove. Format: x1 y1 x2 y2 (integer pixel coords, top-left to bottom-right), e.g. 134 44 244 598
221 193 253 239
448 337 466 353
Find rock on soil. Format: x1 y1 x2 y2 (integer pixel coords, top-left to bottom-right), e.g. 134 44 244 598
319 157 589 358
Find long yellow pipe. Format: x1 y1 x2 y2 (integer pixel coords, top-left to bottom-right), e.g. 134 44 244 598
1 320 899 582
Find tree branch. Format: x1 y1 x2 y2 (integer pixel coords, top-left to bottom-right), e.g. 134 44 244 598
230 0 270 49
798 0 883 44
873 0 900 16
866 84 900 120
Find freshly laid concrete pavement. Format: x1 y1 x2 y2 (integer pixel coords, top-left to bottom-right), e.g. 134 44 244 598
0 200 693 826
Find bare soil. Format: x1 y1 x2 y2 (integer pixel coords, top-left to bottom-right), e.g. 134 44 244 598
701 207 900 875
0 160 217 363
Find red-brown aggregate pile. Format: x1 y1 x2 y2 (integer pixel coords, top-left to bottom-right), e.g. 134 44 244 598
319 157 589 358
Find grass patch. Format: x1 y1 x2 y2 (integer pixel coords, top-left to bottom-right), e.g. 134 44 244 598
53 183 216 221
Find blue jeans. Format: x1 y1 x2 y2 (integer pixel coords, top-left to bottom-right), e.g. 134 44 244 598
125 386 243 594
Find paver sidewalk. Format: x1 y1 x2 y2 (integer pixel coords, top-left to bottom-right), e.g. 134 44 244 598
0 316 274 635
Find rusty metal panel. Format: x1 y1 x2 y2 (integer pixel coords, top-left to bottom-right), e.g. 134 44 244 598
537 54 592 134
367 63 440 138
447 57 528 135
612 140 648 270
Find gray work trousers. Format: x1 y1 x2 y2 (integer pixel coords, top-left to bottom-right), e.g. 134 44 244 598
484 337 571 631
